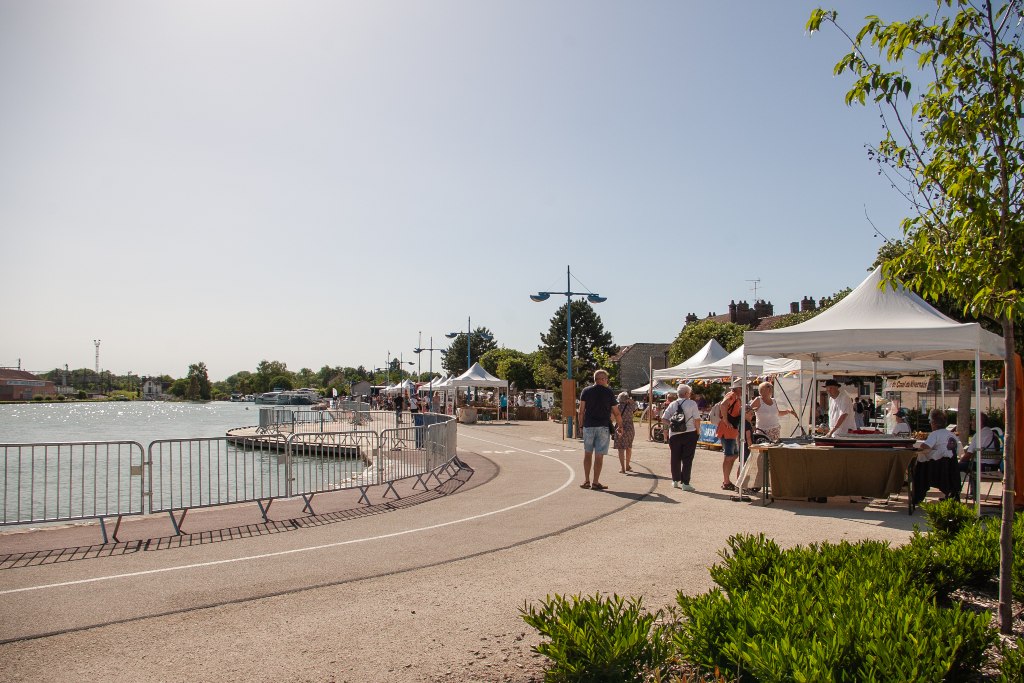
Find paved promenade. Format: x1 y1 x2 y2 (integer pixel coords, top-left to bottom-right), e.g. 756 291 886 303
0 420 921 682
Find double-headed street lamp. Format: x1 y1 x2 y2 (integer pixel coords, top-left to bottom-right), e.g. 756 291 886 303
413 336 445 409
446 316 493 402
529 265 607 439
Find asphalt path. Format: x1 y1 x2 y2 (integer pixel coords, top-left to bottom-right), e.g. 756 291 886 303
0 421 921 682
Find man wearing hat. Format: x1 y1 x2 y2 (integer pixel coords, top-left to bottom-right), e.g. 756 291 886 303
823 379 855 437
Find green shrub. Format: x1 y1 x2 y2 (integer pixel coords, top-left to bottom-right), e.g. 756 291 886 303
999 638 1024 683
76 390 87 399
674 535 995 682
520 593 672 682
32 395 44 401
708 533 783 594
920 499 978 541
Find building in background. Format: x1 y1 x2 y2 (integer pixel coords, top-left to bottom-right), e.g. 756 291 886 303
612 343 671 393
0 369 56 401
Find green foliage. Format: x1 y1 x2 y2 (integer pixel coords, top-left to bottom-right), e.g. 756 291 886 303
480 348 538 389
252 360 292 393
76 390 87 399
32 395 44 401
539 300 616 383
668 319 746 366
918 498 978 541
520 593 673 683
999 638 1024 683
675 534 994 681
441 327 498 375
269 374 294 391
184 362 212 401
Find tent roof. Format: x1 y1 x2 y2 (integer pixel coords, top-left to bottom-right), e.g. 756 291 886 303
762 357 943 375
449 363 509 388
657 345 769 381
630 381 677 396
744 267 1004 362
652 339 728 380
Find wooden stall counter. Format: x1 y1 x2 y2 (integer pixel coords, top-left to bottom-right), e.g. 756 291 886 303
759 446 917 500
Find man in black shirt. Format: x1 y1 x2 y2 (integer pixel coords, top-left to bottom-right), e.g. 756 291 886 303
577 369 624 491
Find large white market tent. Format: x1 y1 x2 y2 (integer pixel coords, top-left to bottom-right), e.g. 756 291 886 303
742 266 1005 511
449 363 509 389
743 267 1003 362
652 339 728 381
630 381 677 397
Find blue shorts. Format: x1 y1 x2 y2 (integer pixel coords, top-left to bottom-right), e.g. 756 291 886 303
722 438 738 456
582 426 611 455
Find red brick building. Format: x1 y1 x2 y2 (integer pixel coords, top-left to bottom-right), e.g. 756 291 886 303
0 369 57 401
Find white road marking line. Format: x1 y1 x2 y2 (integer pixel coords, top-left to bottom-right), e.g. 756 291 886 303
0 434 575 597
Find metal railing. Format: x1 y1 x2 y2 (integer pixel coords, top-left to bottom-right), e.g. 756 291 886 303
1 412 458 541
1 441 146 542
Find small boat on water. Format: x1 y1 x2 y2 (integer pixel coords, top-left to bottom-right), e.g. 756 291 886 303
255 391 283 405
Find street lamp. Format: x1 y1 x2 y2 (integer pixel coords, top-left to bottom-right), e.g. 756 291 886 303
529 265 607 439
446 316 493 403
414 336 444 411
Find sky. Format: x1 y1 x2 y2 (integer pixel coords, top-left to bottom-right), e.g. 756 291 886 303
1 1 931 381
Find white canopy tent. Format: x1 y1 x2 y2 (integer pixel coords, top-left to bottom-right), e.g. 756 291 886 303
652 339 728 381
743 266 1005 510
669 345 770 381
385 379 416 396
630 380 677 397
418 375 449 394
449 363 509 389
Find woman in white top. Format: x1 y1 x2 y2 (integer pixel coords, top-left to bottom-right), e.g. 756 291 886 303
748 381 793 443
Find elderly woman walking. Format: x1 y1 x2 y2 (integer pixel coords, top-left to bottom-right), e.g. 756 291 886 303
614 392 637 473
662 384 702 491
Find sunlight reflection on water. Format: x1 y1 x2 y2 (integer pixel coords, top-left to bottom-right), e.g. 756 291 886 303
0 402 259 445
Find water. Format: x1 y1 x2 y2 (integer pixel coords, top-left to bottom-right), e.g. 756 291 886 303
0 401 259 446
0 402 366 525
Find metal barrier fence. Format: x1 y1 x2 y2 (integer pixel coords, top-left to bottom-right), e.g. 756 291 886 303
1 412 458 541
0 441 146 543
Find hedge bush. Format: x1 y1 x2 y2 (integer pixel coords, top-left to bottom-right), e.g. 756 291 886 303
675 535 993 682
524 506 1024 681
519 593 673 683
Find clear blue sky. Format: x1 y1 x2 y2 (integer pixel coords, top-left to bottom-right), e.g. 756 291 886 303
1 1 928 380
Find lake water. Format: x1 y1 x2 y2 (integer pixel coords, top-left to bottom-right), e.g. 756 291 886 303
0 401 259 446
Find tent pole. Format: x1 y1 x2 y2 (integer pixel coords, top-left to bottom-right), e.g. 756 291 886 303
648 356 654 441
812 360 818 434
975 350 982 515
740 356 748 487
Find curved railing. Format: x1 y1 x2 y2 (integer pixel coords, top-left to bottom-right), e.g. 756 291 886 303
1 412 459 542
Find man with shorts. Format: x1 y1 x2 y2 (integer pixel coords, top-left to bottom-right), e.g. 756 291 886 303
577 369 624 491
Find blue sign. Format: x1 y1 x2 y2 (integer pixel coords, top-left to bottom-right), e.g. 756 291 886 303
699 422 720 446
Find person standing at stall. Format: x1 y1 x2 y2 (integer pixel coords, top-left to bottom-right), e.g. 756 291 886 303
823 379 855 437
716 379 744 490
749 380 794 443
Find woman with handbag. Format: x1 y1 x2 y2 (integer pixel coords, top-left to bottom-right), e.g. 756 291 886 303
661 384 702 491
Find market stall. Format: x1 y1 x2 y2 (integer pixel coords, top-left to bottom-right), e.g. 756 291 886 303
448 363 509 423
743 266 1005 512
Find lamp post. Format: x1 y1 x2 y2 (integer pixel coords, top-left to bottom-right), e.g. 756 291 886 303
414 336 444 411
446 317 493 403
529 265 607 439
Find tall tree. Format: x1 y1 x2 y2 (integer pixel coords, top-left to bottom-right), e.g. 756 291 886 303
184 362 211 401
538 300 616 383
441 327 498 376
809 0 1023 632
